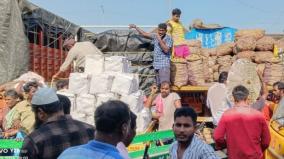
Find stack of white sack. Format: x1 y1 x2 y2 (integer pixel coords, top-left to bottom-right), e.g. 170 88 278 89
72 94 96 126
104 56 130 73
68 73 90 94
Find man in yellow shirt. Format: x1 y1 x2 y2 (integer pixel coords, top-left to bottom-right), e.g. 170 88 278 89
12 81 38 135
167 8 189 58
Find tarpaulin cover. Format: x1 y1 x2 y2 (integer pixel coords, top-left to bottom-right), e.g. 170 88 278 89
93 30 154 53
21 0 92 41
0 0 29 84
185 27 237 48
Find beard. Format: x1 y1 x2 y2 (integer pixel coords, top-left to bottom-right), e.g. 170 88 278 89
34 114 44 129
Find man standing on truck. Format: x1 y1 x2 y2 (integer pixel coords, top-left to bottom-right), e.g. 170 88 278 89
53 37 102 79
129 23 173 85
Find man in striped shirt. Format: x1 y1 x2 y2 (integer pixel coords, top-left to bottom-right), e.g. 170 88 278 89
170 107 219 159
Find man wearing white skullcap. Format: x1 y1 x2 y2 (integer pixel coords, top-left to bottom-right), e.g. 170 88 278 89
53 37 103 79
20 87 95 159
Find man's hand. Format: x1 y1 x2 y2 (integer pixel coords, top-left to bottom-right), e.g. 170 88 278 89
53 72 61 80
129 24 137 29
257 70 264 82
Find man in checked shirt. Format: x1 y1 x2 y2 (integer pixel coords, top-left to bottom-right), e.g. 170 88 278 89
19 87 94 159
129 23 173 85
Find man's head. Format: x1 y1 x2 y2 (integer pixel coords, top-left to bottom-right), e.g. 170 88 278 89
57 94 71 114
4 90 20 109
232 85 249 103
31 88 62 129
23 81 39 101
172 8 181 22
218 72 228 84
95 100 131 143
123 111 137 147
63 37 76 51
56 80 69 91
157 23 167 37
173 107 197 143
277 82 284 98
160 81 171 98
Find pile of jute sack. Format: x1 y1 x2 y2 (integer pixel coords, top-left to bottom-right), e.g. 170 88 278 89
59 55 151 133
171 29 284 87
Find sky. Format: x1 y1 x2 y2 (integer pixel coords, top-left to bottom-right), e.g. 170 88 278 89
29 0 284 34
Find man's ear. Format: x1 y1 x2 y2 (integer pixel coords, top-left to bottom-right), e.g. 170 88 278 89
37 108 47 121
121 122 130 137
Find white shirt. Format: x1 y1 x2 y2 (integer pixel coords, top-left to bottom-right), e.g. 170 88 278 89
206 83 232 125
170 135 219 159
116 142 131 159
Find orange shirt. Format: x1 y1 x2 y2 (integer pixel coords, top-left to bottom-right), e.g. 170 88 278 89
0 98 8 129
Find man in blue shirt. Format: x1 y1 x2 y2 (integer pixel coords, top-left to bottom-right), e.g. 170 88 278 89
129 23 173 85
58 100 131 159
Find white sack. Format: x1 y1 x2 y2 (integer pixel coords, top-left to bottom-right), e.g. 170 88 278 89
68 73 90 95
85 55 104 75
96 93 119 106
136 108 152 133
120 90 144 113
104 56 129 73
111 73 138 95
76 94 96 115
89 74 114 94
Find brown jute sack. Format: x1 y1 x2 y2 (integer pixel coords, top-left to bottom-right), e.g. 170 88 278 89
189 46 202 55
254 51 281 64
235 29 265 40
216 42 235 56
263 63 283 86
170 61 188 87
237 51 255 60
185 40 202 48
187 60 205 86
256 36 276 51
202 48 217 56
235 36 256 52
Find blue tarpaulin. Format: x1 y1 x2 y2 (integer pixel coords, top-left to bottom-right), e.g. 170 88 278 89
185 27 237 48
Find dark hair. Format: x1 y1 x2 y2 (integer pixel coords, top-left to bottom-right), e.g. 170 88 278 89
95 100 130 134
232 85 249 102
161 81 171 87
158 23 167 30
273 81 281 87
174 107 197 125
23 82 38 93
277 82 284 91
57 94 71 114
130 111 137 129
218 72 228 83
32 101 62 115
56 80 69 90
4 89 20 99
172 8 181 15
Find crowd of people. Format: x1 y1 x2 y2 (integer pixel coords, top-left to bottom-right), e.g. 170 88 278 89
0 7 283 159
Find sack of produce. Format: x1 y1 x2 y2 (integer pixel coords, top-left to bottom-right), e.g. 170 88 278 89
256 36 276 51
235 29 265 40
